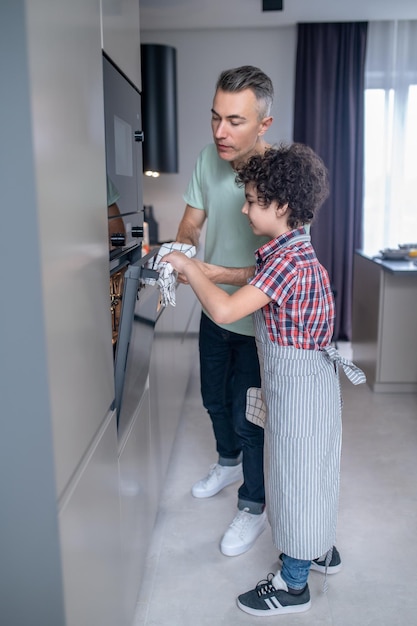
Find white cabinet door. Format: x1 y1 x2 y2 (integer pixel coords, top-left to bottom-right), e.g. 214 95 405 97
59 414 123 626
118 386 159 623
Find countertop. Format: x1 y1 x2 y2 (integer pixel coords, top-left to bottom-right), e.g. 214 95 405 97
356 249 417 275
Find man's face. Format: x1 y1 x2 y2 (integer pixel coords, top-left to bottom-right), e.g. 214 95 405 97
211 88 272 167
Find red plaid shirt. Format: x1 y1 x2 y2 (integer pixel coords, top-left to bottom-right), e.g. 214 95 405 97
249 228 335 349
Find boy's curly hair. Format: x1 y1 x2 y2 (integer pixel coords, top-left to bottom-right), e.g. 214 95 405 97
235 143 330 229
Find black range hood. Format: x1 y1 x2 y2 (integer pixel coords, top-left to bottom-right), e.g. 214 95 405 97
140 43 179 177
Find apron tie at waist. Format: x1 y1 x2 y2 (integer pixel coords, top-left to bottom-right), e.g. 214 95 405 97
322 346 366 385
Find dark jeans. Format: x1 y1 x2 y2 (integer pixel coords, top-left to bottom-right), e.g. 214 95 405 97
199 313 265 510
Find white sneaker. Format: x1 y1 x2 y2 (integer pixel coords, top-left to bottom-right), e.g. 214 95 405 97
191 463 242 498
220 508 267 556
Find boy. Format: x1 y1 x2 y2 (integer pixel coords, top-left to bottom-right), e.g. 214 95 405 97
163 143 365 615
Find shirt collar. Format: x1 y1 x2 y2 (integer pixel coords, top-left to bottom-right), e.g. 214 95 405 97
256 227 310 264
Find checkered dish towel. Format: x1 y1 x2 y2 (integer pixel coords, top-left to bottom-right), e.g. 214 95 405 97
246 387 267 428
144 242 196 307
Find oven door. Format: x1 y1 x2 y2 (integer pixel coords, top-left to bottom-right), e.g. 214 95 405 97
114 252 160 439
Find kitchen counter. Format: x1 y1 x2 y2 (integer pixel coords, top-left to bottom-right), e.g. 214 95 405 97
352 251 417 392
356 249 417 275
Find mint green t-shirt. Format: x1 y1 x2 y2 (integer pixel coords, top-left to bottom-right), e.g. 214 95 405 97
183 143 268 336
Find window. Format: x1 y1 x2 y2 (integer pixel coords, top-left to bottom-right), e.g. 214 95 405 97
363 21 417 252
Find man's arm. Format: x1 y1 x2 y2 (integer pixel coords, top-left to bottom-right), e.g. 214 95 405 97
192 260 255 286
175 204 206 247
175 203 255 286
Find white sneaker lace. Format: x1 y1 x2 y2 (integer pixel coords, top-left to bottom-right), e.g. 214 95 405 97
200 463 220 487
229 508 251 536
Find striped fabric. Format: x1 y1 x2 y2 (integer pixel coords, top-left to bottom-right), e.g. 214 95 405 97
322 345 366 386
248 228 366 562
254 310 343 560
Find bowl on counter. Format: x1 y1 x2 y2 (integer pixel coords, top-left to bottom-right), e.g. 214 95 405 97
398 243 417 250
398 243 417 258
379 248 410 260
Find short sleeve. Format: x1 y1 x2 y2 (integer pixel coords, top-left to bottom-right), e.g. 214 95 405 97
183 148 205 210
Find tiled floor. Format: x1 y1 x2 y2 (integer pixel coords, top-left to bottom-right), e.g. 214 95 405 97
134 343 417 625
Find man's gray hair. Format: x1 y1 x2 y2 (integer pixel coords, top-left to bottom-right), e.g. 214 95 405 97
216 65 274 119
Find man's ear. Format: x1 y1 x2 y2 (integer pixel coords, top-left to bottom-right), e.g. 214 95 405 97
258 116 273 137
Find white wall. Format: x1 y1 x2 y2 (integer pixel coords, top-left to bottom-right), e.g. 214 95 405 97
140 27 297 242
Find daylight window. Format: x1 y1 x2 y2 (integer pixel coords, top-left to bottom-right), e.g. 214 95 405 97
363 21 417 252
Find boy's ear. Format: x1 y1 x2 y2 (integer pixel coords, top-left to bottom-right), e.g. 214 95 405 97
258 116 273 136
275 203 289 216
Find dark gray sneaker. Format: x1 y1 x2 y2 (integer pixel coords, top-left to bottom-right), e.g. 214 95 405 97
279 545 342 575
310 545 342 574
237 572 311 616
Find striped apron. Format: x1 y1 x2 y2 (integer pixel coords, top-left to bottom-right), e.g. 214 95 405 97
253 310 365 561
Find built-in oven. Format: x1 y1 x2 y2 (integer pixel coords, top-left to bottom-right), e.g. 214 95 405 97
113 251 161 438
103 53 144 255
103 53 159 431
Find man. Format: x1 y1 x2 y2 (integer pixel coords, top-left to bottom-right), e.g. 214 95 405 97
175 65 274 556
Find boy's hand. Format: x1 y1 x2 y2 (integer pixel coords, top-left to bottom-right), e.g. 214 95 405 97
162 251 191 274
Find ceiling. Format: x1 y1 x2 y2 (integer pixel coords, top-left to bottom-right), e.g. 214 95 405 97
140 0 417 31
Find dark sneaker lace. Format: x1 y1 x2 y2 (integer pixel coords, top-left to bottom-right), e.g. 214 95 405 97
256 573 277 597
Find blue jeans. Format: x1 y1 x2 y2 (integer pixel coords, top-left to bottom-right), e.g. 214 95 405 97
199 313 264 511
281 554 311 590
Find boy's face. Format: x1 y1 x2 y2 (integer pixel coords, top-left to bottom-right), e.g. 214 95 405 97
242 182 289 239
211 88 272 168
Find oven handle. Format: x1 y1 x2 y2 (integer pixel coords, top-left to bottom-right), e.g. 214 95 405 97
138 247 161 281
141 267 159 281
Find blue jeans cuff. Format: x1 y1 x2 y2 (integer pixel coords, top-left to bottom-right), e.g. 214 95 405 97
218 453 242 467
238 499 265 515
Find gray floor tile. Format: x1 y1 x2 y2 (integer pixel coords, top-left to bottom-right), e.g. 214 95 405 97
134 343 417 625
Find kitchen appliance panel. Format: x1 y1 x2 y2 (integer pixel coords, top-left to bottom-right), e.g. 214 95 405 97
115 260 161 441
103 54 144 255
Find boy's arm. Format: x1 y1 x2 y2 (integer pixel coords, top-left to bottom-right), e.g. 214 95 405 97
164 251 270 324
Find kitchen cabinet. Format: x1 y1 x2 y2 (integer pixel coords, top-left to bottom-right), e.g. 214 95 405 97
60 281 199 626
59 414 122 626
101 0 141 87
118 385 159 625
352 251 417 392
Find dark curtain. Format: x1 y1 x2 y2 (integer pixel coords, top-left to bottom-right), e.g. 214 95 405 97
293 22 368 341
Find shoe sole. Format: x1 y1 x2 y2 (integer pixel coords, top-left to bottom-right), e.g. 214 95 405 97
191 469 242 499
237 598 311 615
220 519 267 556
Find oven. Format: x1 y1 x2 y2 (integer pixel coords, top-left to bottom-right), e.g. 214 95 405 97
103 53 159 432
